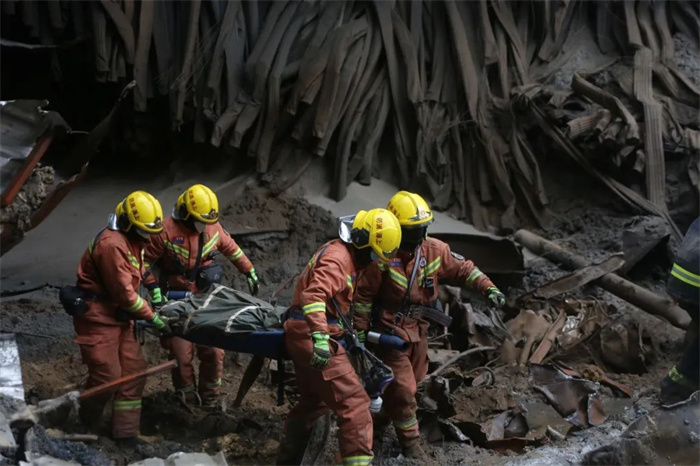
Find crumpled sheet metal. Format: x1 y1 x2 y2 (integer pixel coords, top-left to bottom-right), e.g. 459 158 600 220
529 364 607 428
0 100 67 169
455 411 547 453
583 392 700 466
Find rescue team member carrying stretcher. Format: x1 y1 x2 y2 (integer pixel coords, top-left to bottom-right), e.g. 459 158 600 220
143 184 259 409
353 191 506 460
277 209 402 466
68 191 170 445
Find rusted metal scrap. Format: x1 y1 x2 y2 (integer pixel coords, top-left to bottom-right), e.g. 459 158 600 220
529 364 607 428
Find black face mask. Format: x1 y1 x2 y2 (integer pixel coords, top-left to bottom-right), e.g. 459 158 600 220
400 226 428 252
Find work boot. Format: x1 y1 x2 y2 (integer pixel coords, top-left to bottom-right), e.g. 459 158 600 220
400 437 428 461
277 417 311 465
201 395 226 413
176 389 201 408
114 436 148 448
660 367 699 405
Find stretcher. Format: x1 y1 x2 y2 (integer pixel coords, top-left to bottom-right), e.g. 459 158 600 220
146 286 407 407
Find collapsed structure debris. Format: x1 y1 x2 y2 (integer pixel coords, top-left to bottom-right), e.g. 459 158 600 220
0 82 137 255
583 392 700 466
2 1 697 231
514 228 691 329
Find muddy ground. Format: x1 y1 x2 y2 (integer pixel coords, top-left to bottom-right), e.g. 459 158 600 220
0 167 696 464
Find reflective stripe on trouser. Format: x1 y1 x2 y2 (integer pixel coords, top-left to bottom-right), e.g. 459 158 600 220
74 319 147 438
282 319 373 462
342 456 373 466
375 322 429 445
162 337 225 401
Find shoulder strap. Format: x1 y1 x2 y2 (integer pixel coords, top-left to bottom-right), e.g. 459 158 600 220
189 233 205 282
401 246 422 310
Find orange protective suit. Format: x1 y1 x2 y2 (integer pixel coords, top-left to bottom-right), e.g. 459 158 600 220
280 239 373 466
74 228 155 439
143 216 253 401
353 237 495 445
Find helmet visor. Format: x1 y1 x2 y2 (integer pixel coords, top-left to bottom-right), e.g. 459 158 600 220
142 218 164 231
338 215 356 243
198 209 219 224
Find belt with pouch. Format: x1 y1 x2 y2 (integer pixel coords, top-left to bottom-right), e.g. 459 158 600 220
394 304 453 328
284 307 339 325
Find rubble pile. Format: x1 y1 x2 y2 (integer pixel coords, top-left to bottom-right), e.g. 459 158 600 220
2 1 698 231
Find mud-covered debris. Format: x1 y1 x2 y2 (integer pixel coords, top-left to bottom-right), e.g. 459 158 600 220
0 167 55 236
529 364 607 428
455 411 548 453
600 319 657 374
583 392 700 465
24 426 110 466
500 309 551 366
620 216 670 273
419 376 455 419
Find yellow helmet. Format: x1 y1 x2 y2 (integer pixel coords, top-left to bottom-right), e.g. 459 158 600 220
387 191 434 228
115 191 164 237
350 208 402 261
176 184 220 224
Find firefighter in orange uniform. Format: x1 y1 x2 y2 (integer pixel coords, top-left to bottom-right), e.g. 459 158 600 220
73 191 169 444
143 184 258 408
353 191 506 459
277 208 402 466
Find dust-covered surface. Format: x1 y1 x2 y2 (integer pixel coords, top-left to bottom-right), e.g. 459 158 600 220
0 166 55 236
674 33 700 87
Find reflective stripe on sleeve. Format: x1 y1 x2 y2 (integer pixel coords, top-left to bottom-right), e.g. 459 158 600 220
202 232 220 256
353 302 373 315
302 302 326 315
126 296 145 313
671 263 700 288
466 268 484 287
228 248 244 261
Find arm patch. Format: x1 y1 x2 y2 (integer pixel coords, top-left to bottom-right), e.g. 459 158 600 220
451 251 465 261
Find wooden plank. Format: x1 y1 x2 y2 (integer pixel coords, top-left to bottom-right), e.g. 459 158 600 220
175 0 202 126
519 255 626 302
91 2 109 73
256 3 312 172
134 0 154 111
634 47 666 209
652 0 675 64
624 0 643 48
99 0 136 64
636 0 661 60
373 0 413 185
